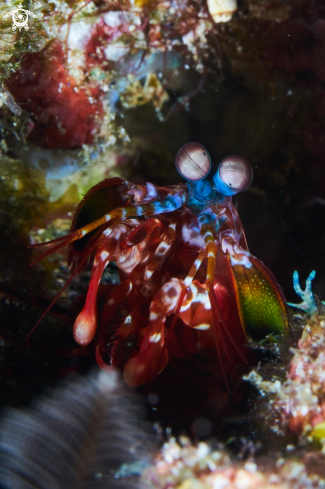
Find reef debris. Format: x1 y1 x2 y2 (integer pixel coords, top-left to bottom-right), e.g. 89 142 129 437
273 311 325 441
246 271 325 449
143 436 325 489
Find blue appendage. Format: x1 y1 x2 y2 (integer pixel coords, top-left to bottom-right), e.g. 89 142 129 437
287 270 318 315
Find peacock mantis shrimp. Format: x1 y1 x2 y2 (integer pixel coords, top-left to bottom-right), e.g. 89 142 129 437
29 142 288 389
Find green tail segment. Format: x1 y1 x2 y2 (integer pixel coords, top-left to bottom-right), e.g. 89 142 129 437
228 254 288 340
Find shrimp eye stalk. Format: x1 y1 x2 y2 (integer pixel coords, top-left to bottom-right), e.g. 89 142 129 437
213 155 253 196
175 142 211 182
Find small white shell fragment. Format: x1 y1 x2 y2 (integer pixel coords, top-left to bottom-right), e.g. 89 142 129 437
104 43 130 61
0 85 22 116
207 0 237 23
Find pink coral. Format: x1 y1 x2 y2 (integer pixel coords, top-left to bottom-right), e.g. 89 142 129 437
6 41 103 149
280 316 325 436
248 313 325 438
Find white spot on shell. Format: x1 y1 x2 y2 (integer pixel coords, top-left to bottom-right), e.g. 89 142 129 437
146 182 158 199
100 251 109 260
150 332 161 343
161 279 183 312
149 311 159 321
221 239 234 255
229 251 252 269
193 323 210 330
144 269 154 280
103 227 113 236
182 222 205 248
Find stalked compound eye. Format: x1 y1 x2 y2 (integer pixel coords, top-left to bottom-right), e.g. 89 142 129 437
213 155 253 196
175 142 211 182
